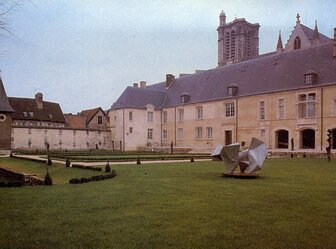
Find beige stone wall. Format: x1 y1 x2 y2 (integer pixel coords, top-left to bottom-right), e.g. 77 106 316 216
87 109 109 129
110 85 336 152
109 106 161 151
11 127 111 150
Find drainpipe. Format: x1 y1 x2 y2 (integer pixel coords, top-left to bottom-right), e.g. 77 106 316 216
174 107 177 146
122 109 125 151
320 88 324 151
235 98 238 142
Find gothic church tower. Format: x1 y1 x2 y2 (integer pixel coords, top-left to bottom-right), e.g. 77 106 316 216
217 11 260 66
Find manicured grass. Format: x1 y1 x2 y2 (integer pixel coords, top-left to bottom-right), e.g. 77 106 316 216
0 158 335 249
0 158 107 184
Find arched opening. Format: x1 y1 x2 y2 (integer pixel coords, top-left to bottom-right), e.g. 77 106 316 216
276 130 289 148
332 129 336 149
300 129 315 149
294 36 301 50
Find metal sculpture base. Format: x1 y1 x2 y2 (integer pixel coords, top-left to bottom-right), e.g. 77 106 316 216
222 172 259 178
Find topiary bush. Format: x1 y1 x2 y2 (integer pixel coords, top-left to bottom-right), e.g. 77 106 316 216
136 157 141 165
105 161 111 173
190 157 194 162
65 158 71 167
47 156 52 166
44 173 53 185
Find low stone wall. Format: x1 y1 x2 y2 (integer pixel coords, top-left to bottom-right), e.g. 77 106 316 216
0 167 44 186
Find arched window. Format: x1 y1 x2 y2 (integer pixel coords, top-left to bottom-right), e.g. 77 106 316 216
300 129 315 149
294 36 301 50
275 130 289 149
231 30 236 59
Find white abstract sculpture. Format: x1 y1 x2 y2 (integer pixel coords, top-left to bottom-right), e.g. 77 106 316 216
218 138 268 177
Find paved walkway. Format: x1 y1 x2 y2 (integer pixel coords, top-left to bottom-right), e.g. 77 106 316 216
12 154 212 167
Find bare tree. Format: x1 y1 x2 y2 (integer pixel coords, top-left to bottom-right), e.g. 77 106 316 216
0 0 24 37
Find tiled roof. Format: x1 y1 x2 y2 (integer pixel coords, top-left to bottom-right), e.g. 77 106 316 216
0 78 14 113
64 114 87 129
164 42 336 107
111 41 336 110
111 86 167 110
8 97 66 123
300 24 331 44
80 107 105 123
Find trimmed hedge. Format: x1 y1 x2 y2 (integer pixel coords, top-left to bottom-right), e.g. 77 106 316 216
71 164 102 171
0 181 23 188
69 170 117 184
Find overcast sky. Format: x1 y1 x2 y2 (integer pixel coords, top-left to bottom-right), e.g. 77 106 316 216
0 0 335 113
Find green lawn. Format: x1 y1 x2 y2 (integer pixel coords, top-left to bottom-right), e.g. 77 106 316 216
0 158 335 249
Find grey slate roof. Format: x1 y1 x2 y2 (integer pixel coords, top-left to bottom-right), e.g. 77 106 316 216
112 86 166 110
0 78 14 113
112 41 336 110
300 24 331 44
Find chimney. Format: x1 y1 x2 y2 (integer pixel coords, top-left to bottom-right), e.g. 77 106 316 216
166 74 175 88
35 92 43 109
133 83 139 87
333 27 336 58
140 81 146 88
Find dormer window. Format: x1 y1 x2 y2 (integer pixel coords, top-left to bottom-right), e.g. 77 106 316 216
49 114 53 119
304 70 317 85
294 36 301 50
227 84 238 96
180 92 190 104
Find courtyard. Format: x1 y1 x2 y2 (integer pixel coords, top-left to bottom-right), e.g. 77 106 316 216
0 157 335 249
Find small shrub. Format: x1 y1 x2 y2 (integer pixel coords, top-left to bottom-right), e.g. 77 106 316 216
105 161 111 173
65 158 71 167
44 173 53 185
47 156 52 166
111 170 117 177
190 157 194 163
136 158 141 165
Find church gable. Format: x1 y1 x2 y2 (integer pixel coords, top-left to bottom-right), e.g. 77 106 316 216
284 14 332 52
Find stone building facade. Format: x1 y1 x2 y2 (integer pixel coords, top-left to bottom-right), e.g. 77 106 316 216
6 93 111 151
110 14 336 153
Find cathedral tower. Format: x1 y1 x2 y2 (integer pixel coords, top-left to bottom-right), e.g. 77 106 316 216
217 11 260 67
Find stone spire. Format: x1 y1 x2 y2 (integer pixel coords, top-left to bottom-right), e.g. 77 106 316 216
312 20 320 46
296 13 300 24
219 10 226 26
276 30 284 53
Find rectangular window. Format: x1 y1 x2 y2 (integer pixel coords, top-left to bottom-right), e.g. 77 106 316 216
206 127 213 139
147 128 153 139
225 103 235 117
162 130 168 140
298 93 316 118
196 127 203 140
261 129 265 138
278 99 284 119
259 101 265 120
98 116 103 124
177 128 183 140
177 109 184 122
196 106 203 120
28 128 32 135
129 111 133 121
162 111 168 123
129 127 133 134
147 112 153 122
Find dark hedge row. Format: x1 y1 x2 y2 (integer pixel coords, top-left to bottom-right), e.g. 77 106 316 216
0 181 23 188
71 164 102 171
69 170 117 184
